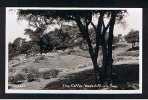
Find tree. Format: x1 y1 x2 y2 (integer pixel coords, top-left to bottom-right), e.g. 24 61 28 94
12 37 26 54
125 30 139 48
8 42 16 59
18 10 126 85
20 41 40 54
24 27 69 53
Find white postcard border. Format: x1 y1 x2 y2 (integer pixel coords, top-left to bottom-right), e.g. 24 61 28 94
5 7 143 94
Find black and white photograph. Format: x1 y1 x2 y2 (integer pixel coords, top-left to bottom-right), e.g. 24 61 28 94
5 7 142 94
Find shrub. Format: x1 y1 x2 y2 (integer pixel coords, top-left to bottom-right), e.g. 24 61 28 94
8 75 14 83
8 85 12 89
41 69 60 79
8 73 26 84
34 55 46 63
25 68 40 82
113 36 119 44
26 72 37 82
9 67 14 73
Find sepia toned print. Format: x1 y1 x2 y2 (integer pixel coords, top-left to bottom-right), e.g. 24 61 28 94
6 8 142 94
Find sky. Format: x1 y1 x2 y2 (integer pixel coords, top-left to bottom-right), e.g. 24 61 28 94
6 8 142 43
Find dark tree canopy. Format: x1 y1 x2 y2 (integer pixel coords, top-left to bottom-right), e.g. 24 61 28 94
125 30 139 43
18 10 126 30
125 30 139 48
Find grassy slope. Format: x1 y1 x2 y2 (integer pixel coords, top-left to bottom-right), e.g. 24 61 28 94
8 42 139 90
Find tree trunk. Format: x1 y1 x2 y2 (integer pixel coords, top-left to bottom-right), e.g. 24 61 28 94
84 25 101 83
106 12 116 85
101 42 108 83
94 12 105 83
75 19 101 83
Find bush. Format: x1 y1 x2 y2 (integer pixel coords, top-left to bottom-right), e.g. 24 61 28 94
34 55 46 63
8 75 14 83
113 36 119 44
127 46 139 51
22 68 40 82
8 67 14 73
41 69 60 79
8 73 26 84
26 72 39 82
22 67 40 82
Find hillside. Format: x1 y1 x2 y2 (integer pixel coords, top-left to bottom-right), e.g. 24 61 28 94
8 42 139 90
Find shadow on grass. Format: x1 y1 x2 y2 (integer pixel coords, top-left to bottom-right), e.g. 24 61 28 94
127 46 139 51
44 64 139 90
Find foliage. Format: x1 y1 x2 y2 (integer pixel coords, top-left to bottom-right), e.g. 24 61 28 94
9 38 40 59
23 24 85 52
23 67 40 82
125 30 139 48
8 73 26 84
113 36 119 44
8 38 26 59
41 69 60 79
